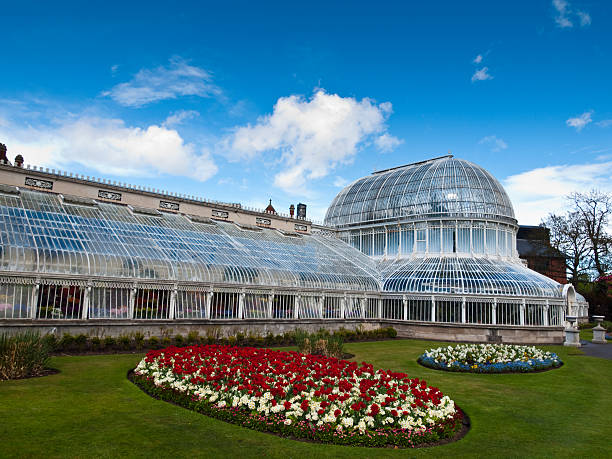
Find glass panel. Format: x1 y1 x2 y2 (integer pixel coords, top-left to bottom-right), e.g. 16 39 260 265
416 228 426 253
381 298 402 319
486 228 497 255
90 287 131 319
472 224 484 254
175 290 208 319
442 225 455 253
428 226 441 253
0 283 32 319
133 289 170 320
400 225 414 254
373 230 385 256
387 228 399 256
38 284 84 320
210 291 239 319
457 226 470 253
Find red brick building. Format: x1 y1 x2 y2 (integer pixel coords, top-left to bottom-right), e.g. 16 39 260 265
516 226 567 284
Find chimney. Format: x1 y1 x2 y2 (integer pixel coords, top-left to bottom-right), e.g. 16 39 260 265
0 143 8 164
297 203 307 219
289 204 295 218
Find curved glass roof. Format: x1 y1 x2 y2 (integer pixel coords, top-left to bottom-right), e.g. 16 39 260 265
324 155 516 227
379 257 562 297
0 189 380 292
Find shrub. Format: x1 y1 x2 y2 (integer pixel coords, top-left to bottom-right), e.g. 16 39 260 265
75 334 88 351
59 333 75 352
295 329 344 358
42 333 57 351
385 327 398 338
205 327 221 344
104 336 116 349
118 335 131 350
147 336 160 349
161 337 172 348
133 332 145 350
186 331 200 345
0 332 51 380
174 334 185 347
90 336 102 351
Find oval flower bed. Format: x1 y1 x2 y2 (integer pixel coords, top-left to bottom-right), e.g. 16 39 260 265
418 343 563 373
132 345 463 447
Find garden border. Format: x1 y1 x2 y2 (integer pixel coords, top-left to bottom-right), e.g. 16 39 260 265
416 357 563 374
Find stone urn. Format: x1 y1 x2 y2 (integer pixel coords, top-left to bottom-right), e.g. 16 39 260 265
592 315 607 344
564 315 581 347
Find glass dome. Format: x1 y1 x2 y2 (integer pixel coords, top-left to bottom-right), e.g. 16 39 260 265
324 155 516 228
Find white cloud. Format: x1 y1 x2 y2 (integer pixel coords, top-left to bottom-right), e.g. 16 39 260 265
221 89 399 195
333 176 349 188
102 57 220 107
504 160 612 224
566 111 592 131
596 119 612 128
471 67 493 82
473 54 483 64
577 11 591 26
0 116 217 181
375 133 403 152
479 135 508 152
110 64 119 75
552 0 591 28
163 110 200 127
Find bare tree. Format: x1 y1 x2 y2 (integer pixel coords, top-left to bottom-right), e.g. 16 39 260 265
570 190 612 277
543 211 591 282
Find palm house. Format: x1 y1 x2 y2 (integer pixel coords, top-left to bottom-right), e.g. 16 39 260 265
0 147 584 343
324 155 573 326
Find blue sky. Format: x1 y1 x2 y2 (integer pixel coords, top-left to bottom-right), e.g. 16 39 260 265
1 0 611 223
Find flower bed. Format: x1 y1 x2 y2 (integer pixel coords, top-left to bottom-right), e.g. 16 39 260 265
132 345 463 447
418 344 562 373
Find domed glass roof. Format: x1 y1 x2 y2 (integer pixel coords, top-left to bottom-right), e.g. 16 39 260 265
324 156 515 227
379 256 562 297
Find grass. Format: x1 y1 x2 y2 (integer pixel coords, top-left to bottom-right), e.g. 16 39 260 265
0 339 611 458
579 328 593 341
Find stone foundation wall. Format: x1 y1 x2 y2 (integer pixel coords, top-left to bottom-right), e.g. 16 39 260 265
0 319 565 345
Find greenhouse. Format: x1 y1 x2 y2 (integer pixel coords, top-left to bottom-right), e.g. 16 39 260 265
324 155 578 326
0 154 584 332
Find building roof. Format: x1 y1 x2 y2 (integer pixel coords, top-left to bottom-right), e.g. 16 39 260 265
0 188 379 292
324 156 516 228
378 256 563 298
516 239 565 259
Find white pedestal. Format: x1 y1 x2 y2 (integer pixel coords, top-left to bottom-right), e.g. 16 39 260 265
592 316 607 344
564 328 581 347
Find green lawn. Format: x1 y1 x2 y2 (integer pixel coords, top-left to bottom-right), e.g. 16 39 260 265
580 328 593 341
1 339 611 458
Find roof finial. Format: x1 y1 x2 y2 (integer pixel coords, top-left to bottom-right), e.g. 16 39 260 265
265 199 277 214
